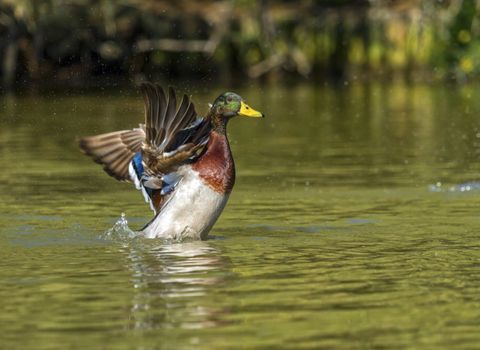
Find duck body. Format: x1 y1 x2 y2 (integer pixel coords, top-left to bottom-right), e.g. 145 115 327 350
143 131 235 240
79 83 262 240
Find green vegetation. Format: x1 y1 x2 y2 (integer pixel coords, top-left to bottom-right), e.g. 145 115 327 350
1 0 480 90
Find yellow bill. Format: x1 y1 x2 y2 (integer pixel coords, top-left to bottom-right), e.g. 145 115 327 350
239 101 264 118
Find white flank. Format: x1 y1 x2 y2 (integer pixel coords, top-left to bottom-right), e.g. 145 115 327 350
142 166 229 240
128 162 156 212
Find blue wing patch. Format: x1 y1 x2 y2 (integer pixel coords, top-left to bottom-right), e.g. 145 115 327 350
129 152 155 211
132 152 144 175
128 152 180 212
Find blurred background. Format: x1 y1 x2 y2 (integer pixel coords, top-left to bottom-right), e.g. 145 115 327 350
1 0 480 91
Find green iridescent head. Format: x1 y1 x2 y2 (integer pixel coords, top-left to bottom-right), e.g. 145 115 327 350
211 92 264 118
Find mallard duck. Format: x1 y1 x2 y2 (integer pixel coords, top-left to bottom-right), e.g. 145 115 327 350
79 83 264 240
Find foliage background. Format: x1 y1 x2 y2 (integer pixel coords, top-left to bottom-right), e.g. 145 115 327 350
1 0 480 90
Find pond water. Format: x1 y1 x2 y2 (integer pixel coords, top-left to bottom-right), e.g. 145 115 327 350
1 83 480 349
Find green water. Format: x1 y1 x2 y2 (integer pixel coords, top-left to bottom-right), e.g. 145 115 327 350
1 83 480 349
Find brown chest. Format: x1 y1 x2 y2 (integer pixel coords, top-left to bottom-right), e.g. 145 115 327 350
192 132 235 194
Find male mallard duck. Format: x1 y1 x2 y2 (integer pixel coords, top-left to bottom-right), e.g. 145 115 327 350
79 83 264 240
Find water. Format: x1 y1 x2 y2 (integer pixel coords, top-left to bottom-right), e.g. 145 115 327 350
1 83 480 349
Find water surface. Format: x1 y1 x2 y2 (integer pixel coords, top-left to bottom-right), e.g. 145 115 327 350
1 83 480 349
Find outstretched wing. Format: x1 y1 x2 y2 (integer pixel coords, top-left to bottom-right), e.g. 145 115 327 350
79 128 145 181
79 82 212 213
140 83 211 175
130 83 211 212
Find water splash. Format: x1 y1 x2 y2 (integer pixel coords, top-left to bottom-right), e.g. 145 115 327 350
101 213 138 240
428 181 480 193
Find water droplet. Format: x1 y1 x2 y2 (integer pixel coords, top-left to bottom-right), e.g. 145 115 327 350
101 213 138 240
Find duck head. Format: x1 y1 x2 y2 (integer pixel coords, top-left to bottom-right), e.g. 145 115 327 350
210 92 264 119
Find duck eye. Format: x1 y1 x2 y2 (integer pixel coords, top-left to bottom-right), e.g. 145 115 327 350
226 97 232 103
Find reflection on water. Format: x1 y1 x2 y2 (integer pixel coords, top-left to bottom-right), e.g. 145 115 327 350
126 240 227 331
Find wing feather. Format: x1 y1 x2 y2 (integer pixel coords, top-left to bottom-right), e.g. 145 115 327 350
165 87 177 129
79 82 213 213
155 84 167 144
140 83 210 175
79 128 145 181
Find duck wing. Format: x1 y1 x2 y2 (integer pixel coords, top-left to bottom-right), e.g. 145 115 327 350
140 83 211 175
79 83 212 213
79 127 145 181
130 83 211 212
